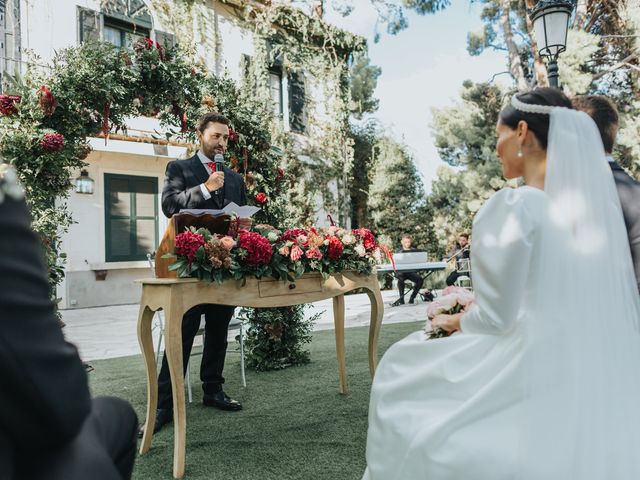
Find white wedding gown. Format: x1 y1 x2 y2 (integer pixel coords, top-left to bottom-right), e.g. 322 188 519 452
363 186 547 480
363 107 640 480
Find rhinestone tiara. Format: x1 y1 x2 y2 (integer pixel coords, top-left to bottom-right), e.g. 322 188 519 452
510 95 557 115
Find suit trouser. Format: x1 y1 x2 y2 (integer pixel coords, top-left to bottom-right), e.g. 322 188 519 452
157 304 235 409
446 271 472 286
18 396 138 480
396 272 423 301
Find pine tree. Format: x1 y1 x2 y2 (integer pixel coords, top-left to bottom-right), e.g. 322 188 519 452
367 136 429 249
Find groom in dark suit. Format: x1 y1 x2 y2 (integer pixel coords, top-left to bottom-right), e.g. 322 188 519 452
0 174 138 479
140 113 247 437
573 95 640 294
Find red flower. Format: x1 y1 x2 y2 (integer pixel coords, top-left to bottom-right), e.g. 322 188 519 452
40 133 65 152
228 128 239 141
0 95 20 115
255 192 268 204
276 167 285 180
353 228 376 251
144 37 154 49
38 86 57 116
175 230 205 264
305 248 323 260
280 228 307 242
326 235 343 260
238 231 273 266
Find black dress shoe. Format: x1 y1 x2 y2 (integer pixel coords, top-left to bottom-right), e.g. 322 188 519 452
137 408 173 438
203 391 243 411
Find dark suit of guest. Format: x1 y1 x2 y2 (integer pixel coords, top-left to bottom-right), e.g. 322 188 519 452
395 248 425 303
610 160 640 294
0 195 137 480
158 152 247 409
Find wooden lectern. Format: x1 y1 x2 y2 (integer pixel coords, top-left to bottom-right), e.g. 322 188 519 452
137 214 385 478
154 212 232 278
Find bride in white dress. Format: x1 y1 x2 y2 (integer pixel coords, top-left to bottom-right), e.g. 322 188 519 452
362 88 640 480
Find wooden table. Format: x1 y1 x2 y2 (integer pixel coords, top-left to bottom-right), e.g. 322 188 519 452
136 271 384 478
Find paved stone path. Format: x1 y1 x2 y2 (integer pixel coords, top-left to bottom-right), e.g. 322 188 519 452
61 289 429 361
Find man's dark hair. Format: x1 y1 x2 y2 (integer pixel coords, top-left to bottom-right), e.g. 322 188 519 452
458 233 469 239
572 95 619 153
499 87 573 149
197 112 230 133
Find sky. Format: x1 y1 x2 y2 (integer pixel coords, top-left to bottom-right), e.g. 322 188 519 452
324 1 510 191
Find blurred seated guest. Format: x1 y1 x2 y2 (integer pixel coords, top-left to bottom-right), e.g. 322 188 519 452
395 234 425 304
445 232 471 286
0 165 138 480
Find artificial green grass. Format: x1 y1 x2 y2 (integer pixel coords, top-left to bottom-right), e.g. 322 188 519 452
89 320 423 480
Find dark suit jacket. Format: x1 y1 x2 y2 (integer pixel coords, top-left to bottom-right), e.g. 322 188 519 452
0 197 91 478
610 161 640 294
161 154 247 218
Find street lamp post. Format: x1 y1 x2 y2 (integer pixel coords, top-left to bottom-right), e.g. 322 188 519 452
529 0 574 88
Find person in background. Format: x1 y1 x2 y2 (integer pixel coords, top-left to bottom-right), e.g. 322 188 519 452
395 234 425 304
445 233 471 286
572 95 640 295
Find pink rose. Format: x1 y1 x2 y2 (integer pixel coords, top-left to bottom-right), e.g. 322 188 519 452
219 236 236 250
290 245 303 262
305 248 323 260
427 301 447 319
279 245 290 256
296 235 308 246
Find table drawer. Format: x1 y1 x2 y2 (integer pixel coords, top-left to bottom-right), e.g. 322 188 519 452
258 276 323 298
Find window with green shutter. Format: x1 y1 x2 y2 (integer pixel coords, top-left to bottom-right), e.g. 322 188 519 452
105 174 159 262
288 70 307 134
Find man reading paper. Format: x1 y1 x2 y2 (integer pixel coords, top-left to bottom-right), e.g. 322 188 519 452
139 113 247 438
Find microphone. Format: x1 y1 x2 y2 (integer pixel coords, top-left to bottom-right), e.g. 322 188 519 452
214 153 224 173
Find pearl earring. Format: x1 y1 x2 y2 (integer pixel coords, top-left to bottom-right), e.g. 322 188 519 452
517 147 523 158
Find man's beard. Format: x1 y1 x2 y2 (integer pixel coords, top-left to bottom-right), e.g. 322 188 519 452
202 144 223 159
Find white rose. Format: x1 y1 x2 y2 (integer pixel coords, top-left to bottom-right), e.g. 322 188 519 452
354 244 366 257
267 232 278 242
342 234 356 245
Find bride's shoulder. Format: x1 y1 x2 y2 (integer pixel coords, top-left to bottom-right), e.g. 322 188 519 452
475 186 547 226
485 186 546 209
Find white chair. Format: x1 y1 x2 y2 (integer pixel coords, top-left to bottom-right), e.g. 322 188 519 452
454 258 472 289
146 254 246 404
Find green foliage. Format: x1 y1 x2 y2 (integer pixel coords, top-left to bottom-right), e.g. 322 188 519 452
349 121 378 228
367 136 429 249
432 80 504 167
0 38 287 318
428 81 509 254
238 305 318 371
349 53 381 119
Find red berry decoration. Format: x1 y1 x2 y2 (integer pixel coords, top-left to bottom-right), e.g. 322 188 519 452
40 133 65 152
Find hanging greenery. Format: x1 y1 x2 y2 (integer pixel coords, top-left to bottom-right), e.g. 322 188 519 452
0 39 285 317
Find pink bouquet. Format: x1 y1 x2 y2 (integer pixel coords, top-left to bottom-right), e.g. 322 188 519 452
426 286 475 339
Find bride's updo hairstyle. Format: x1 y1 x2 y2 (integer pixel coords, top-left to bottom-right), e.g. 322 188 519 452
499 87 573 149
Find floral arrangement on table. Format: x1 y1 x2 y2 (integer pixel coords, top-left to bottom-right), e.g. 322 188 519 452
425 286 475 339
167 222 391 284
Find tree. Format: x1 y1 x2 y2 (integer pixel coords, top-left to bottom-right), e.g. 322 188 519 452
367 136 429 248
349 120 378 228
349 53 382 119
428 81 510 251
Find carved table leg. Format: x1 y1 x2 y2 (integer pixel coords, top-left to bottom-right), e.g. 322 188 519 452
164 294 187 479
366 287 384 376
138 302 158 455
333 294 348 394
